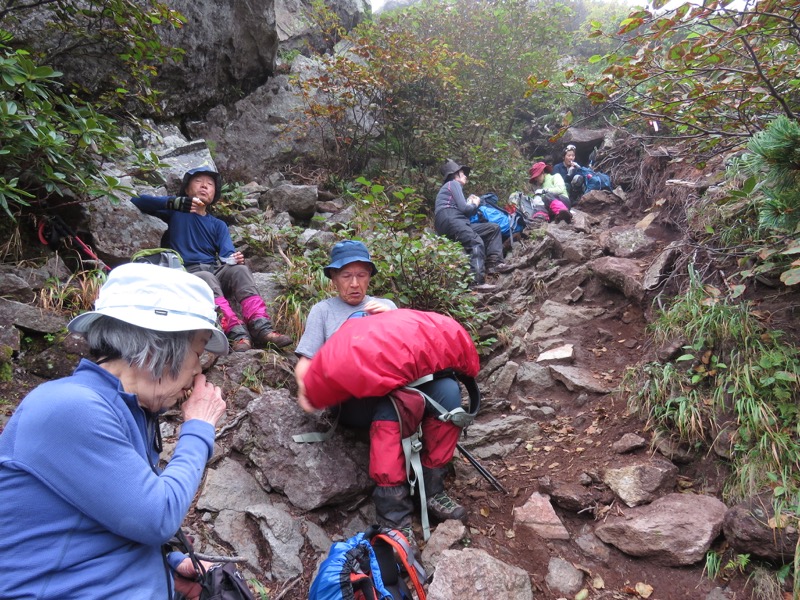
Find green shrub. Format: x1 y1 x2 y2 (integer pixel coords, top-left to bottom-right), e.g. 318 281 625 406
624 265 800 505
0 33 131 219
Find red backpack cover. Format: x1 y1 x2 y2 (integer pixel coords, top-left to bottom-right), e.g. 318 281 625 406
303 309 479 410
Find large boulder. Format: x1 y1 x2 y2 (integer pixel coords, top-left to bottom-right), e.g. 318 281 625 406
8 0 368 116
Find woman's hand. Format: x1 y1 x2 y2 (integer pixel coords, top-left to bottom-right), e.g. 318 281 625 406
182 373 226 426
173 557 215 600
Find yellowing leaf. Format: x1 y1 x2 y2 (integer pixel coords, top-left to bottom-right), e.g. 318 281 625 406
480 507 490 517
635 582 653 598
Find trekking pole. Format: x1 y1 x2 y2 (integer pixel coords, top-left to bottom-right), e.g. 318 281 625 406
456 442 508 495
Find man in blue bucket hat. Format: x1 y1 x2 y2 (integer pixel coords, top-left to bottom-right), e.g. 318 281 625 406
294 241 468 551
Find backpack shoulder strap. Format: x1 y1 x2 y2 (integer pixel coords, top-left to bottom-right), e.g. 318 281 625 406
371 529 427 600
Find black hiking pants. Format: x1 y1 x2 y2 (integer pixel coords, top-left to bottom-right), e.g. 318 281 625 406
434 210 502 284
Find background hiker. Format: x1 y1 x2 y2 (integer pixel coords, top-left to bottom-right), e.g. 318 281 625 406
553 144 585 203
526 161 572 225
434 159 506 291
0 263 228 599
131 165 291 352
529 161 567 198
294 241 468 548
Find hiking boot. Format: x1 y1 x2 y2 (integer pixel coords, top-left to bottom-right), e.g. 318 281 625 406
487 262 512 275
227 325 252 353
427 490 467 523
553 210 572 224
248 318 292 349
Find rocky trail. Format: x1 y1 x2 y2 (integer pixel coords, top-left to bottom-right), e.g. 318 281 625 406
2 140 794 600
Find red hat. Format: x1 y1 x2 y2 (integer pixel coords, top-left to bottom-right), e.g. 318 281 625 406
529 161 547 182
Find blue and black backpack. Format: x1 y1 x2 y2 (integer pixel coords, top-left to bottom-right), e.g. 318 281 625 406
575 166 612 193
469 193 525 241
308 526 426 600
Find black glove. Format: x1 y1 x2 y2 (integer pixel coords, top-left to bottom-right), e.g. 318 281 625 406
168 196 192 212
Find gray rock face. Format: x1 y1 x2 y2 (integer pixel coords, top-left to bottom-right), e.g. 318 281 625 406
0 298 68 334
602 458 678 507
588 256 645 301
545 557 583 597
599 226 655 258
513 491 570 540
243 390 372 510
261 184 319 220
594 493 727 566
427 548 533 600
11 0 367 117
722 494 799 561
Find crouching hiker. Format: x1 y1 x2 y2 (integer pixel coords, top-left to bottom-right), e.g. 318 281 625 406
294 241 470 549
131 165 291 352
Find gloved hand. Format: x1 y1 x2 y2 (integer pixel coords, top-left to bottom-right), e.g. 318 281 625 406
168 196 193 212
567 166 576 176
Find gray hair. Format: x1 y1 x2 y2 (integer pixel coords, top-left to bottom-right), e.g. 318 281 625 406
85 315 195 379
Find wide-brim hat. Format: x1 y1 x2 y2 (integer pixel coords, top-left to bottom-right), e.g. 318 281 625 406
179 165 222 204
68 262 228 355
441 159 471 183
323 240 378 279
528 161 547 182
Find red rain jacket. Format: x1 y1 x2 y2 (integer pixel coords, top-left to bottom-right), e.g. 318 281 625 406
303 309 479 410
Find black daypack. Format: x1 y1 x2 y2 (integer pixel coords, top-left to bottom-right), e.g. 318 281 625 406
199 563 254 600
172 529 256 600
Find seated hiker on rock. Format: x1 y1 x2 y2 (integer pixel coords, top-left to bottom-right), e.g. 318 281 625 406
525 161 572 226
131 165 291 352
0 263 227 599
293 240 468 548
434 159 507 291
552 144 585 203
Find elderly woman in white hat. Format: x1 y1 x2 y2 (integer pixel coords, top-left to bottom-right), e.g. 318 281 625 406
0 263 228 599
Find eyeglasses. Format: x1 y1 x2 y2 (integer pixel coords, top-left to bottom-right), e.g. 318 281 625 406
565 144 576 152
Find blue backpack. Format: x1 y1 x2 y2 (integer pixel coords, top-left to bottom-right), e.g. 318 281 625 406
576 166 612 192
470 193 525 240
309 527 426 600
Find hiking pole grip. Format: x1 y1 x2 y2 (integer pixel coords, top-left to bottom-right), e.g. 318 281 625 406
456 443 508 495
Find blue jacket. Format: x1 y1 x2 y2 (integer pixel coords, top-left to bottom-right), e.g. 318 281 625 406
0 360 215 599
131 195 236 266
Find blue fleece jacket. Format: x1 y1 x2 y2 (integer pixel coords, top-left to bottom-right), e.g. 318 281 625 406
0 360 215 599
131 195 236 266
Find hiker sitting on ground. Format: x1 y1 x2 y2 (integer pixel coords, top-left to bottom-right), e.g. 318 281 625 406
131 166 291 352
552 144 585 203
0 263 228 599
294 240 468 547
525 161 572 226
434 159 507 290
529 161 567 198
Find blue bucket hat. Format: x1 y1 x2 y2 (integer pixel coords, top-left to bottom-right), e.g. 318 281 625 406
323 241 378 279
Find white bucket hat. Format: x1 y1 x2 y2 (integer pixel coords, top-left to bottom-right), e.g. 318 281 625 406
68 262 228 355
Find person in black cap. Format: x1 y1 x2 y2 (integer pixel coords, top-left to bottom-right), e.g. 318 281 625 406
131 165 291 352
433 159 505 290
